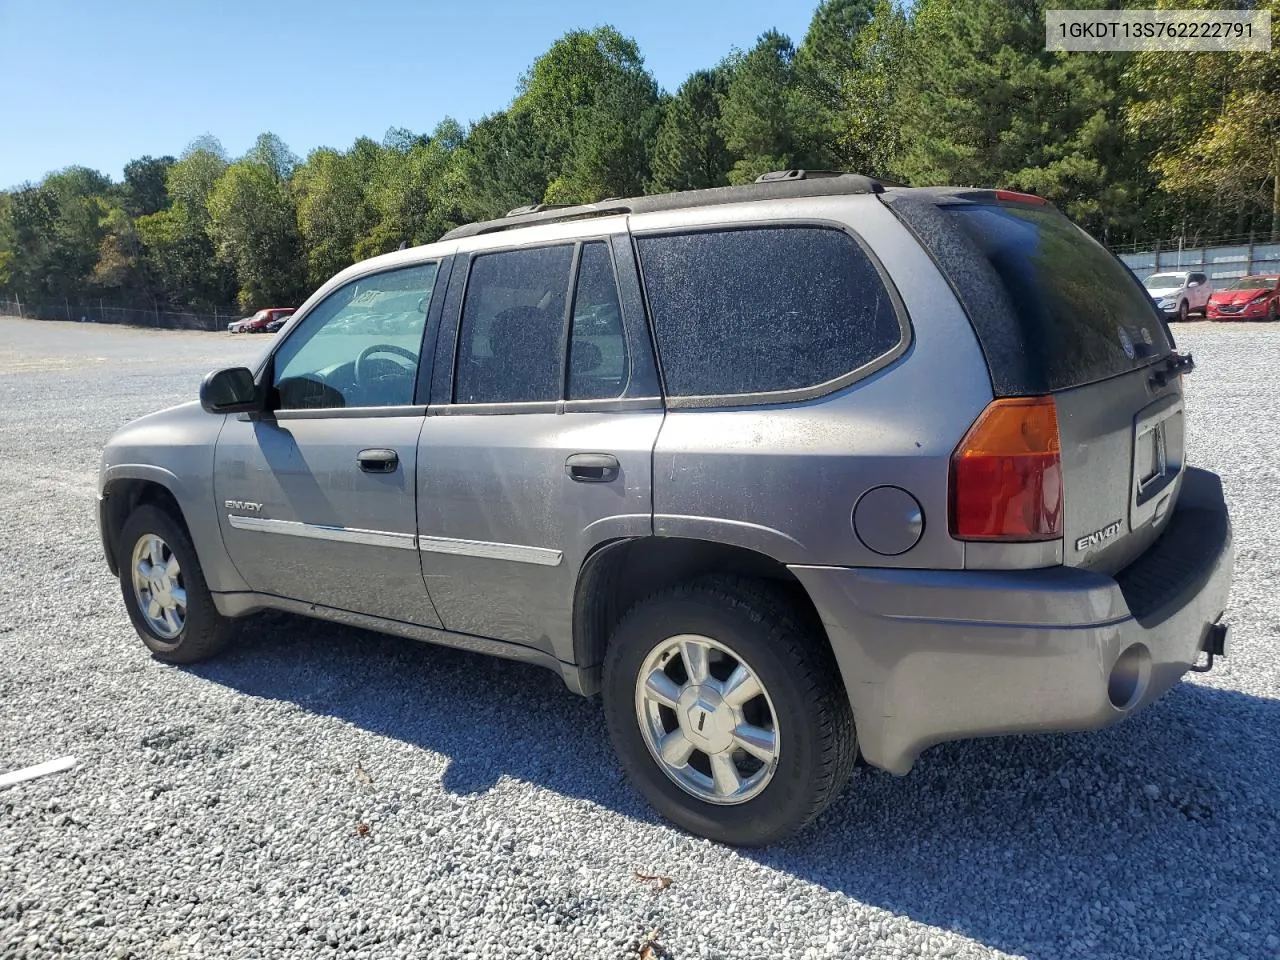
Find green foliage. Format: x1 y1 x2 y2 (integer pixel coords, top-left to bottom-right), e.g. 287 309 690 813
514 27 661 203
454 111 552 221
820 0 912 179
896 0 1147 236
2 168 111 299
1126 0 1280 236
168 138 227 215
136 138 236 308
718 31 830 184
121 155 174 218
293 147 370 288
3 4 1280 314
248 133 298 181
3 185 59 298
93 204 145 292
795 0 877 152
207 145 305 309
649 68 734 192
357 120 466 260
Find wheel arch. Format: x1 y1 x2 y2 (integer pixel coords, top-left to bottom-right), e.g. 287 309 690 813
99 467 249 594
101 474 191 575
570 536 830 696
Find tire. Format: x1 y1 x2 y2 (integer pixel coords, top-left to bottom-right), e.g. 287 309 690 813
602 577 856 846
1268 302 1278 323
117 504 233 664
1177 300 1189 323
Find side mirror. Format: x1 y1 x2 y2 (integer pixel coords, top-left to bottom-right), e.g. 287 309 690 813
1188 280 1201 287
200 367 262 414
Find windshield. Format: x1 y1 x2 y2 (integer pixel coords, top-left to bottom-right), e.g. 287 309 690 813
1143 273 1185 288
1226 275 1278 291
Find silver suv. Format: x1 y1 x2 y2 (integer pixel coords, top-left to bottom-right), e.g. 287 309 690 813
98 173 1234 846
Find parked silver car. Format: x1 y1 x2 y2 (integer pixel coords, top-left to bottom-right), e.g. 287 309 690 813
97 174 1233 846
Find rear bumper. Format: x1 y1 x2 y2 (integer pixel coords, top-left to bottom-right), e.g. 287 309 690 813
790 467 1234 775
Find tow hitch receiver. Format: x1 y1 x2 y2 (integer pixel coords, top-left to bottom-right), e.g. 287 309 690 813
1191 620 1228 673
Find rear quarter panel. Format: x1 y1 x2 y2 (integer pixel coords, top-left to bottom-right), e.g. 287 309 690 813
640 195 993 569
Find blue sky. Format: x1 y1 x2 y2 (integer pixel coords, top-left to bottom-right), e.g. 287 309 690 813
0 0 820 190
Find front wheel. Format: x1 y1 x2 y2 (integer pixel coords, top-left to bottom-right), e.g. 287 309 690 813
117 504 233 663
1177 300 1189 323
602 578 856 846
1268 302 1278 323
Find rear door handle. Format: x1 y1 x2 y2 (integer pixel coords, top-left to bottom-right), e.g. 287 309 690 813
357 448 399 473
566 453 619 482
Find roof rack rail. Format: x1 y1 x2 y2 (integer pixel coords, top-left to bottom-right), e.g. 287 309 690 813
754 169 850 182
440 173 885 241
504 203 575 217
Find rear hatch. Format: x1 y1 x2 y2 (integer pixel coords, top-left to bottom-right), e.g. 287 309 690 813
881 189 1186 574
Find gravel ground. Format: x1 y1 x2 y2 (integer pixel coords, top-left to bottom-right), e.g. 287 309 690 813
0 315 1276 960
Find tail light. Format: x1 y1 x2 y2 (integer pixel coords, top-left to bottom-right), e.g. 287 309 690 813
950 396 1063 541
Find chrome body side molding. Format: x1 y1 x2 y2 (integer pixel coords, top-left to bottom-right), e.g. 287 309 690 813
226 515 562 566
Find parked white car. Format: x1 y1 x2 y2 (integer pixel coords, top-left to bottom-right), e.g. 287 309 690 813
1143 271 1212 321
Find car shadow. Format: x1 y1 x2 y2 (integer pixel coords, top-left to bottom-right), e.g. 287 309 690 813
188 612 1280 960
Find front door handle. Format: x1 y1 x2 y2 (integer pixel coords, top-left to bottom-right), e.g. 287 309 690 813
566 453 619 483
358 448 399 473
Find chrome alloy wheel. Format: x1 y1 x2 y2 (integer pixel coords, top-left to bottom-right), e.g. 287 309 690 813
130 534 187 640
634 634 780 805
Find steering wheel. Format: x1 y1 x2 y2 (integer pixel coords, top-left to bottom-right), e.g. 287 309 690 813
354 344 417 385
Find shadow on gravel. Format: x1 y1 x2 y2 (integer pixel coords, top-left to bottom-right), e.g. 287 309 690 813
191 613 1280 960
758 680 1280 958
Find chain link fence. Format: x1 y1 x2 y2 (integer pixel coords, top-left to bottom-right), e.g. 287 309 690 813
0 297 244 332
1109 230 1280 258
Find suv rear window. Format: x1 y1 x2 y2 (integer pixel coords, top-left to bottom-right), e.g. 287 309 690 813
635 226 904 401
885 195 1172 395
944 204 1171 391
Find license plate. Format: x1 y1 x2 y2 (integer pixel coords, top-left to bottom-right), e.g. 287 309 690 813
1137 422 1168 494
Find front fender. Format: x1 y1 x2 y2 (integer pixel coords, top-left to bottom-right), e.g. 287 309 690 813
98 399 253 596
100 462 251 594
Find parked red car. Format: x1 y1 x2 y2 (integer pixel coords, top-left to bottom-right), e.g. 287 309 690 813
1206 275 1280 322
228 307 295 333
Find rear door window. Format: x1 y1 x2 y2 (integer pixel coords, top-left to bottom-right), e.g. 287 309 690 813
567 242 629 401
939 204 1172 392
635 226 904 401
454 245 574 404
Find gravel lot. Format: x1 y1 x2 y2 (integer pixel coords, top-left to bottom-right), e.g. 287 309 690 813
0 315 1276 960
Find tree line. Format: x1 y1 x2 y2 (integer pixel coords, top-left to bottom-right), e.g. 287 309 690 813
2 0 1278 314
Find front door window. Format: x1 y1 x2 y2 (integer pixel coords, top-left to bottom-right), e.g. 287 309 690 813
272 262 439 409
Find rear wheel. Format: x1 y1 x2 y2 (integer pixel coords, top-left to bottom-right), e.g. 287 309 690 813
602 577 855 846
117 504 232 663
